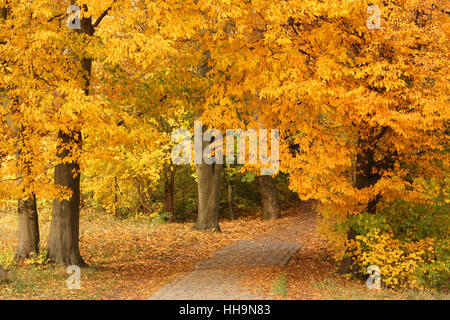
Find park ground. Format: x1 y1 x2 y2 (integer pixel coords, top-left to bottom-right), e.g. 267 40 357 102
0 202 447 300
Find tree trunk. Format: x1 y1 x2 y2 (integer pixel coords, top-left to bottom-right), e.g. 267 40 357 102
12 106 40 260
0 6 7 20
194 49 223 230
15 194 39 260
227 179 235 220
47 15 94 266
0 265 5 282
258 175 281 220
47 131 85 266
195 162 223 231
338 133 384 274
164 166 175 222
114 176 119 217
12 113 40 261
337 227 357 275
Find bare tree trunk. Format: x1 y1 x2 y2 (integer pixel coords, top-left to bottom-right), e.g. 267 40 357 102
258 175 281 220
114 176 119 217
164 165 175 222
47 130 85 266
15 194 39 260
227 179 235 220
195 161 223 231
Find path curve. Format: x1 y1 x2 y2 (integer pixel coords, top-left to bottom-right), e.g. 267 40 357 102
149 218 304 300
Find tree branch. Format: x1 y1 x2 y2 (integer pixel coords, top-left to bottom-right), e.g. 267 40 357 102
372 126 389 142
47 12 65 23
93 1 117 29
0 177 19 183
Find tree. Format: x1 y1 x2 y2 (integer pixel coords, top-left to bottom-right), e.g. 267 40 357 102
194 50 223 231
2 0 446 277
0 2 40 260
15 129 40 260
198 0 448 271
46 1 107 266
1 0 122 265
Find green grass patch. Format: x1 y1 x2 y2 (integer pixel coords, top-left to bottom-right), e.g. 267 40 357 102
272 273 288 297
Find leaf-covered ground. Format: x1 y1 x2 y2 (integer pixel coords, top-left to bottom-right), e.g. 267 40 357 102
0 202 447 300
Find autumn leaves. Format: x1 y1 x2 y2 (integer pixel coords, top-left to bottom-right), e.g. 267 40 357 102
0 1 448 277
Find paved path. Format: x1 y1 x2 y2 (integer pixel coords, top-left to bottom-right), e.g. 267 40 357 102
150 225 302 300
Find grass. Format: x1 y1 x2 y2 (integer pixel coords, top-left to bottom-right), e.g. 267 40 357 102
271 273 288 297
312 277 450 300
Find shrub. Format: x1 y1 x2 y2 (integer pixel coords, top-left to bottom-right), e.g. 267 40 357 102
348 229 436 289
346 200 449 290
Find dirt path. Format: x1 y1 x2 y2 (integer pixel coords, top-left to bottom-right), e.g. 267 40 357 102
241 202 336 300
148 207 312 300
100 200 330 300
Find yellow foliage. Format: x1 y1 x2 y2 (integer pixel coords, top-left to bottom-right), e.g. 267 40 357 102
349 229 436 289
